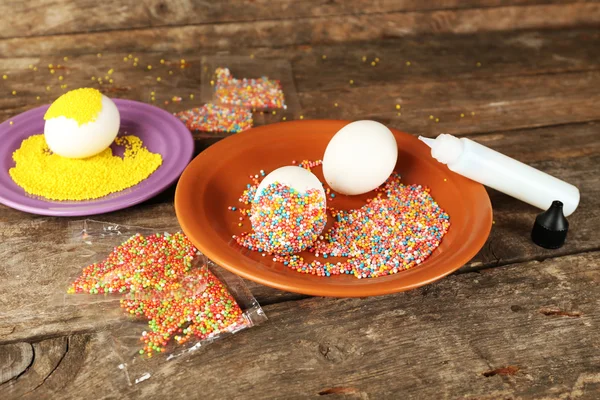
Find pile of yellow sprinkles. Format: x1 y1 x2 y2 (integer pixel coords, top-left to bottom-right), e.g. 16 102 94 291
9 135 162 201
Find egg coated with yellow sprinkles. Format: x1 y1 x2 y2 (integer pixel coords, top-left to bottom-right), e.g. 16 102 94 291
9 134 162 201
44 87 103 126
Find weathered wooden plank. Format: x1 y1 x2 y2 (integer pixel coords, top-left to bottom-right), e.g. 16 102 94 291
5 28 598 93
1 3 599 57
473 123 600 164
2 31 600 137
4 28 600 96
0 337 67 399
291 29 600 92
21 335 90 399
300 70 600 136
0 343 33 384
0 124 597 343
11 252 600 399
2 0 583 40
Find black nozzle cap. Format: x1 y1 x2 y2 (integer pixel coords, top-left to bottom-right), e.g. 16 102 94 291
531 200 569 249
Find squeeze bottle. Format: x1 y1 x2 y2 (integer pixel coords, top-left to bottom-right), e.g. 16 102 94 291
418 134 580 216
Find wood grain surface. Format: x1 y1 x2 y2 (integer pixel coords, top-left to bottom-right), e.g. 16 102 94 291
2 3 600 57
1 1 599 398
2 253 599 399
1 0 588 39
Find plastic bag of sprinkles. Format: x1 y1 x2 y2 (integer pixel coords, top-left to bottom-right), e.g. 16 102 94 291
61 220 267 386
175 103 254 135
200 55 302 121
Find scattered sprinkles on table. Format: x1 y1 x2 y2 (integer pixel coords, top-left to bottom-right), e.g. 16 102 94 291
9 135 162 201
213 67 286 109
176 104 253 133
68 232 246 357
230 163 450 279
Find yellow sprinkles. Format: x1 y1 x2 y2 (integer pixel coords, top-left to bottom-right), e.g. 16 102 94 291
9 135 162 201
44 88 103 126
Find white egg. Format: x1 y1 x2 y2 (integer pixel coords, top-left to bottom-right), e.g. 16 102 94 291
322 120 398 195
44 94 120 159
254 166 325 203
251 166 327 254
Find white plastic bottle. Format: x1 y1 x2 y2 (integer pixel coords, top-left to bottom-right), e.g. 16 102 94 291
419 134 580 216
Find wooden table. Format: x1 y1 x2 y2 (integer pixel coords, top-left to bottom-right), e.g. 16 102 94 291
2 1 600 398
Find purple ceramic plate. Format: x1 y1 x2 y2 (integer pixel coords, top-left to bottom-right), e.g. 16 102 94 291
0 99 194 216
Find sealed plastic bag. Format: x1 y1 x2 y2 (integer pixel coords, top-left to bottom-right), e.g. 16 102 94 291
200 55 302 119
63 220 266 384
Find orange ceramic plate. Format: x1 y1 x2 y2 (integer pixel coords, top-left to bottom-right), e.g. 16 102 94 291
175 120 492 297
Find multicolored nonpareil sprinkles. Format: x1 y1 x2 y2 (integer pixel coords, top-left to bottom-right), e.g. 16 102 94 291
235 182 327 255
287 174 450 278
176 103 253 133
214 68 286 109
231 166 450 279
68 232 246 357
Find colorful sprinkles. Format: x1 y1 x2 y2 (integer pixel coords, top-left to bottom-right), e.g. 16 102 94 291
231 164 450 279
214 68 286 109
235 182 327 255
68 232 246 357
176 103 253 133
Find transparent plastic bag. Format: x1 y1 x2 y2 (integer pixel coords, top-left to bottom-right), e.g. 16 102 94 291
62 219 267 385
200 55 302 122
174 103 254 135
